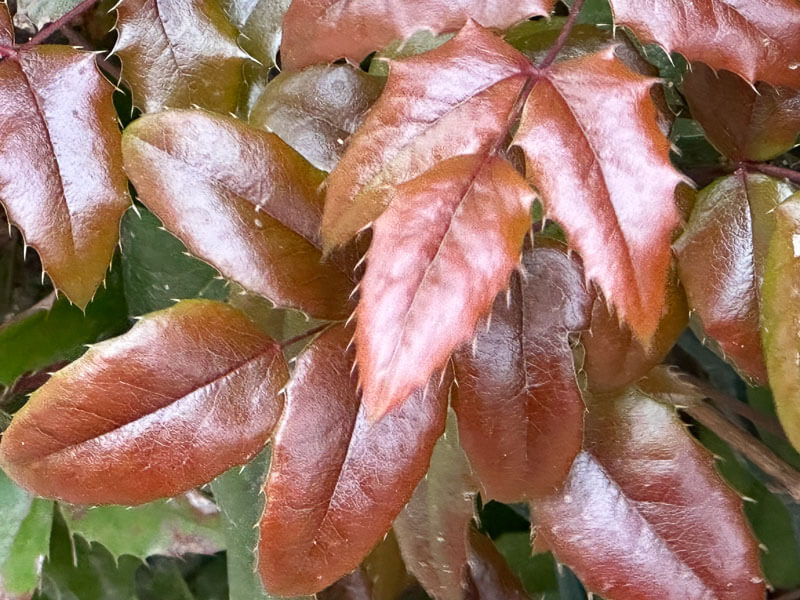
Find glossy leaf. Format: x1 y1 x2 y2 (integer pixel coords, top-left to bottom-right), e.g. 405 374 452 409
322 22 532 249
762 193 800 453
453 242 591 501
514 46 682 341
683 63 800 162
258 324 450 595
393 411 478 600
674 172 795 383
0 46 130 308
0 299 287 505
356 154 534 419
222 0 290 68
463 527 529 600
531 386 765 600
607 0 800 88
0 1 12 43
15 0 81 27
280 0 556 70
114 0 250 113
122 110 354 320
250 65 384 172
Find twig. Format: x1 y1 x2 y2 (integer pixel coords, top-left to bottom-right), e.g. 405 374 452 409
742 161 800 186
280 324 329 349
537 0 586 70
21 0 97 49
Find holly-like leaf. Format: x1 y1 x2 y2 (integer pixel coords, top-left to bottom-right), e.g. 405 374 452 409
531 385 765 600
393 410 478 600
15 0 81 28
607 0 800 88
452 242 590 501
0 299 287 505
463 527 529 600
0 46 130 308
513 46 682 341
114 0 250 113
683 63 800 162
258 324 450 596
356 154 534 419
250 65 384 172
122 110 354 321
322 22 532 249
280 0 556 70
0 1 12 42
221 0 290 68
674 172 795 383
762 193 800 453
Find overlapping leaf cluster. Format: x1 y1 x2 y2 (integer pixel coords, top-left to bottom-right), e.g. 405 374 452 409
0 0 799 598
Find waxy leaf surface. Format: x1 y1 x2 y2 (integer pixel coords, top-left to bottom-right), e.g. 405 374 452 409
514 47 682 341
0 46 130 308
322 22 532 249
532 387 764 600
115 0 249 113
258 325 449 595
356 154 534 419
453 242 591 501
463 528 529 600
222 0 290 68
683 63 800 162
0 299 288 505
762 193 800 453
122 110 354 320
250 65 384 172
607 0 800 88
393 411 478 600
280 0 556 70
674 172 795 383
0 2 12 43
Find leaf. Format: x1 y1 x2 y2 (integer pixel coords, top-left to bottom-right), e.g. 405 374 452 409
280 0 556 70
120 206 227 315
0 46 131 308
0 268 128 387
59 492 225 560
582 266 688 393
114 0 250 114
0 299 287 505
322 22 532 249
258 324 450 596
513 46 682 341
463 527 529 600
493 532 559 597
15 0 81 28
762 192 800 453
393 410 478 600
452 241 591 501
249 65 384 172
607 0 800 88
1 1 13 42
682 63 800 162
531 385 765 600
135 556 197 600
357 154 534 419
0 470 53 600
221 0 290 68
122 110 354 321
674 172 795 383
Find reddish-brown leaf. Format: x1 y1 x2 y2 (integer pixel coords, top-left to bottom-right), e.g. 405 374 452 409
258 324 450 596
582 267 688 393
280 0 556 71
393 410 478 600
514 47 682 341
0 47 130 308
463 527 529 600
114 0 250 114
674 171 795 383
683 63 800 162
322 22 532 249
531 386 765 600
608 0 800 88
0 300 287 505
452 242 590 501
122 109 354 320
250 65 384 172
356 154 534 419
0 2 12 43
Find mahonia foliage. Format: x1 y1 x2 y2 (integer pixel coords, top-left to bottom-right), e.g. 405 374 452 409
1 0 800 598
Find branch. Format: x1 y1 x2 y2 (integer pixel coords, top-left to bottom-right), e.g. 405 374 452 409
743 161 800 186
537 0 586 70
21 0 97 49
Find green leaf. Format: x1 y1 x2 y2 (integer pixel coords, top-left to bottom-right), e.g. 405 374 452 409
120 206 227 316
135 556 197 600
222 0 290 68
493 532 558 597
59 493 224 561
15 0 81 27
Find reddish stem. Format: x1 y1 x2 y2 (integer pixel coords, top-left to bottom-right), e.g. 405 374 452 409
0 45 16 59
742 161 800 186
21 0 97 49
537 0 586 70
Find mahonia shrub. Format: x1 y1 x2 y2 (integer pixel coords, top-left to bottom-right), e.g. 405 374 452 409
0 0 800 598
